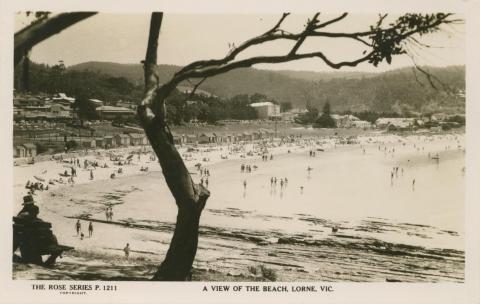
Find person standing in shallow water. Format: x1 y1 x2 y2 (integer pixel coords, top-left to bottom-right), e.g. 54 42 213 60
124 243 130 259
75 220 81 236
88 221 93 237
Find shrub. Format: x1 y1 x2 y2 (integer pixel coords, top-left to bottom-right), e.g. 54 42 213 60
259 265 277 281
65 140 78 151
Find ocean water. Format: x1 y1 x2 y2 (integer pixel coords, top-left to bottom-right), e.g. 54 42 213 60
116 136 465 251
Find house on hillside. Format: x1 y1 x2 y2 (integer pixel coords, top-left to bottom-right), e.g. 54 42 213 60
375 118 415 129
96 106 135 120
52 93 75 106
115 134 131 147
14 95 46 107
89 99 104 107
50 104 73 119
331 114 360 128
250 102 280 119
351 120 372 129
115 100 134 109
431 113 448 121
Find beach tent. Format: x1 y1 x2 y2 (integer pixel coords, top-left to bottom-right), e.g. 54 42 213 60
22 143 37 157
104 136 115 148
128 133 146 146
198 133 215 144
115 134 131 147
185 135 197 144
15 145 26 158
95 137 105 149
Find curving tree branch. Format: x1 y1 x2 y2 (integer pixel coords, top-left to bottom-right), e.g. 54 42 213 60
14 12 97 66
163 13 457 100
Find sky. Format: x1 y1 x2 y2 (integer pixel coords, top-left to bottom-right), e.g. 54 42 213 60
14 13 465 73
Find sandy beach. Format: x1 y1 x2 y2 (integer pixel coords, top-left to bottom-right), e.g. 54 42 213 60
12 131 465 282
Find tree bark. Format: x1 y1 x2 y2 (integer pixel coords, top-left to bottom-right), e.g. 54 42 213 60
20 50 31 92
138 13 210 281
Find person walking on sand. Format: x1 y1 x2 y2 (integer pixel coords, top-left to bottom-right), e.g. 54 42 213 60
124 243 130 259
412 178 416 191
243 180 247 190
88 221 93 237
75 220 81 236
90 169 94 180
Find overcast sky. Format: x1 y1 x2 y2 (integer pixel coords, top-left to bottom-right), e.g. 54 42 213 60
15 13 465 72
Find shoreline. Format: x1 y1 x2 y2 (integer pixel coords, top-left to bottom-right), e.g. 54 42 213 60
12 131 466 282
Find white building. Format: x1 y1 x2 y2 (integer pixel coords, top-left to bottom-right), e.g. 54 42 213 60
250 102 280 119
89 99 104 107
351 120 372 129
52 93 75 105
331 114 361 128
375 118 415 129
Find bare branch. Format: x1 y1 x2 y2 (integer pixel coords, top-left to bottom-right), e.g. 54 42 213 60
188 77 208 98
290 13 320 55
376 13 388 28
314 13 348 29
266 12 290 34
406 53 450 91
14 12 96 66
182 51 374 82
411 66 425 87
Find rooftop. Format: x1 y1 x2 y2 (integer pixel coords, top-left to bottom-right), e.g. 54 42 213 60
250 102 275 107
96 106 135 113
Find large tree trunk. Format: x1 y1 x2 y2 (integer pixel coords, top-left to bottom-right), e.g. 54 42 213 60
138 13 210 281
19 50 31 92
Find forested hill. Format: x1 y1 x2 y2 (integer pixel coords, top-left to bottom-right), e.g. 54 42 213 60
31 62 453 114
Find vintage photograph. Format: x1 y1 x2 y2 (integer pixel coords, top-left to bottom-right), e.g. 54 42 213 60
12 12 465 283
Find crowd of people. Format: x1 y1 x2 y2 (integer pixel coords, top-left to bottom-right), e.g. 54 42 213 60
16 132 465 265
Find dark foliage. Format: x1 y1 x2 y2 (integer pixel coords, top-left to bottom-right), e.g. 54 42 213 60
67 62 465 115
314 102 336 128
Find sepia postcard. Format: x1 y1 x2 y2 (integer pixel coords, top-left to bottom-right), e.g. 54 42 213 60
0 0 479 303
